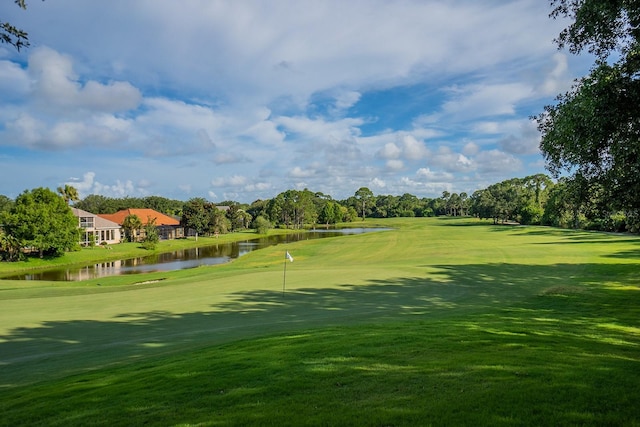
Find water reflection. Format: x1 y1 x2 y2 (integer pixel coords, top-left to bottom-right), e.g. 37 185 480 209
4 228 389 281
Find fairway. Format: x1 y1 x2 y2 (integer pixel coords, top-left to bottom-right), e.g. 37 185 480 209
1 217 640 425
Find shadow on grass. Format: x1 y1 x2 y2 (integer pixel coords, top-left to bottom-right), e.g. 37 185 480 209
1 262 639 387
1 261 640 425
606 247 640 259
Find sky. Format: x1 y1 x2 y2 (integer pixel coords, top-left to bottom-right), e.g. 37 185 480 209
0 0 592 203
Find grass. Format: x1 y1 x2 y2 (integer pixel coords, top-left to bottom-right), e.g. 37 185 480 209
1 217 639 426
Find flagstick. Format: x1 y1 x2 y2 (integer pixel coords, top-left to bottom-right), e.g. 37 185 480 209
282 252 287 297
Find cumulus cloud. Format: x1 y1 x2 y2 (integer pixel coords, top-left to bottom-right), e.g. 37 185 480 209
64 171 147 198
431 147 475 173
376 134 428 161
377 142 402 159
399 176 453 195
402 135 429 160
370 177 386 189
289 166 316 178
4 113 129 150
28 47 141 113
416 168 454 181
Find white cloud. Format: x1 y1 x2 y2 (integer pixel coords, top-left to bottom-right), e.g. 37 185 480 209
462 142 480 156
386 159 405 171
401 135 429 160
65 171 148 198
377 142 402 160
539 53 571 96
441 82 534 119
498 127 541 155
28 47 141 113
0 60 30 99
332 90 361 114
0 1 588 202
376 134 428 161
475 150 522 174
416 168 454 181
214 153 251 165
289 166 316 178
211 175 248 188
370 177 386 189
430 147 475 173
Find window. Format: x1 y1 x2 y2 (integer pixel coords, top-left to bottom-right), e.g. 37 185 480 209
79 216 94 228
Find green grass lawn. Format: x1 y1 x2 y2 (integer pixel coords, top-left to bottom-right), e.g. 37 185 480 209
1 217 639 426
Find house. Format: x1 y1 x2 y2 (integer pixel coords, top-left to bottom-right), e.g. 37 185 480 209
98 208 184 241
72 208 123 246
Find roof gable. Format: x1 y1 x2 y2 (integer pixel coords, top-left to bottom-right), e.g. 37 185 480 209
72 207 121 229
98 209 180 226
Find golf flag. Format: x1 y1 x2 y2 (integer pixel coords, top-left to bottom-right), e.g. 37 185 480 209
286 251 294 262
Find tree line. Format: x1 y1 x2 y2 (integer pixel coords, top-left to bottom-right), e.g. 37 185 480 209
3 170 638 262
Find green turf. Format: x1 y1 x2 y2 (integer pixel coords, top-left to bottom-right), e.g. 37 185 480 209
1 217 639 426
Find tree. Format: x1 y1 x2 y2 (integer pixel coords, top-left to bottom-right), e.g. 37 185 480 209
252 215 271 234
354 187 374 220
542 176 590 229
470 189 498 223
227 204 252 231
181 198 209 240
319 201 341 225
122 214 143 242
459 192 469 216
57 185 79 206
0 231 23 261
74 194 117 214
142 216 159 250
2 187 79 258
536 0 640 223
208 206 230 235
1 0 30 51
446 193 462 216
143 196 183 216
0 195 14 214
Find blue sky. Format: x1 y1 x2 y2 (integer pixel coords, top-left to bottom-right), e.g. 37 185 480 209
0 0 591 203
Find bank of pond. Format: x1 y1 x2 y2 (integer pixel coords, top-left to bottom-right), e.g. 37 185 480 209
1 228 390 281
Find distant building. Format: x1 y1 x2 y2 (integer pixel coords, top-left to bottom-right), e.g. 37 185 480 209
98 208 184 241
72 208 123 246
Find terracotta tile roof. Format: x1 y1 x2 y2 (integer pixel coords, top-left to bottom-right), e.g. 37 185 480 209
98 209 180 226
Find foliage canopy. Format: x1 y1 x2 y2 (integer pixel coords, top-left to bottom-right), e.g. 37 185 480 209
537 0 640 213
1 187 78 258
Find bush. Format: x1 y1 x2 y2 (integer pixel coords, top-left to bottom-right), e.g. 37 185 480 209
252 216 271 234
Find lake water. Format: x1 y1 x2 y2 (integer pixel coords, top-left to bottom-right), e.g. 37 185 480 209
3 228 389 281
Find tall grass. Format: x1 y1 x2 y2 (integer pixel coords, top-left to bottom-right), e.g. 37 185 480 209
1 218 639 425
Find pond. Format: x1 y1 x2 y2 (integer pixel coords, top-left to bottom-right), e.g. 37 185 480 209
2 228 390 281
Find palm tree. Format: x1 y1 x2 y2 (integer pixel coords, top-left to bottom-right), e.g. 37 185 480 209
57 185 79 206
122 214 143 242
0 232 23 261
